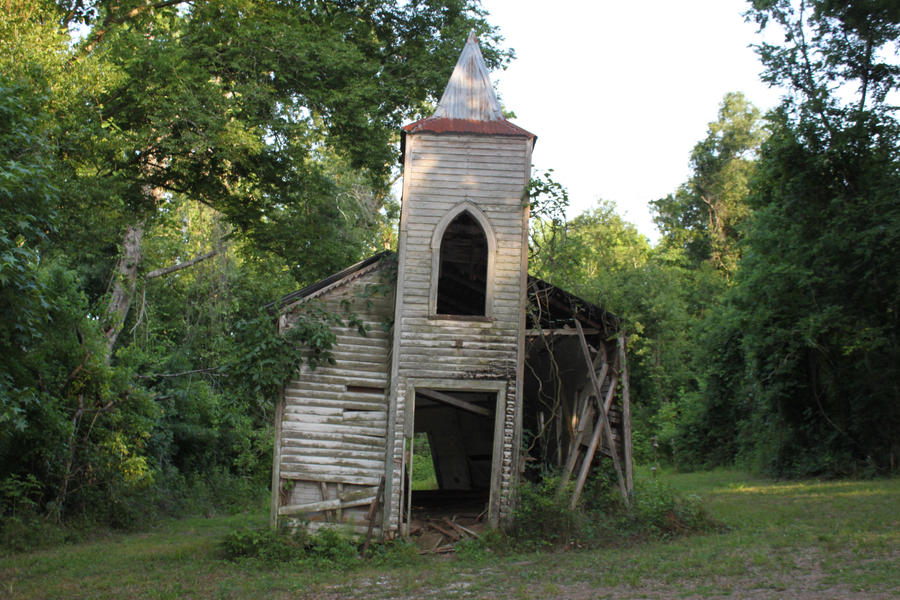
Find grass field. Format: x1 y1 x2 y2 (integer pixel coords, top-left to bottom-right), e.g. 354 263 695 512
2 469 897 599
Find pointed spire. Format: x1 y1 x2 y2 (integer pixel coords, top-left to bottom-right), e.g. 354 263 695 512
401 32 534 139
433 31 504 121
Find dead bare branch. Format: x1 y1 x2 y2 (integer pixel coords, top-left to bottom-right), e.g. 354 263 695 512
145 250 218 280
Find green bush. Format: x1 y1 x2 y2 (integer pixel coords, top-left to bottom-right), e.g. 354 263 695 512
221 524 365 570
506 474 593 550
305 527 360 570
365 537 418 566
221 526 311 564
454 527 509 561
0 514 69 555
504 467 720 550
627 476 711 538
222 523 426 571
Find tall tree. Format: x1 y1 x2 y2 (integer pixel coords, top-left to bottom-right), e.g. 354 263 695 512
652 92 766 276
48 0 510 355
0 75 57 434
722 0 899 475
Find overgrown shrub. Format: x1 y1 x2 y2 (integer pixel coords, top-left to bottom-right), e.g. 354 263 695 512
502 467 719 551
221 526 313 564
0 513 69 555
626 476 710 538
506 474 593 550
454 527 508 560
221 524 414 570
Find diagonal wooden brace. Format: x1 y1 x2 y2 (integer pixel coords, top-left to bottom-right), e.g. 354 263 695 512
574 320 629 505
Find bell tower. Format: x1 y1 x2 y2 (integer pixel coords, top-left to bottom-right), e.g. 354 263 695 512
384 32 535 532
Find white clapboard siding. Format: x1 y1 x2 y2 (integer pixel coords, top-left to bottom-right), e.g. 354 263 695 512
281 470 382 487
281 446 384 461
388 128 532 531
275 264 394 527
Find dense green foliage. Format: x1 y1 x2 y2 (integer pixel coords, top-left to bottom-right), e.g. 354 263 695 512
533 1 898 477
0 0 506 537
676 0 900 475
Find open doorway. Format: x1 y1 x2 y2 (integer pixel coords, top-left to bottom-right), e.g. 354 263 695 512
404 385 503 539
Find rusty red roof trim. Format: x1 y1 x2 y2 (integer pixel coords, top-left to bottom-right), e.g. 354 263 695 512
402 117 534 138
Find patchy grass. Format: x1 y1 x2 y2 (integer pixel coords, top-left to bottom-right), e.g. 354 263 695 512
410 432 438 491
2 469 898 599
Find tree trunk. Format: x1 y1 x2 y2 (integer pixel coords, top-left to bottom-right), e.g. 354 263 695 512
103 222 144 354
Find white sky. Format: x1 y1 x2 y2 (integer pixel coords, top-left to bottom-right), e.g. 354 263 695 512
480 0 786 243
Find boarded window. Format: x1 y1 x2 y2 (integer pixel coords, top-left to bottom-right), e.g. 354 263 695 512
437 211 487 315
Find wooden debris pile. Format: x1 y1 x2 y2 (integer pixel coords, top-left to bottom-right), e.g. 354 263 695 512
409 513 485 554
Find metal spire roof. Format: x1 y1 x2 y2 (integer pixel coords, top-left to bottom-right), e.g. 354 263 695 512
433 31 504 121
402 32 534 139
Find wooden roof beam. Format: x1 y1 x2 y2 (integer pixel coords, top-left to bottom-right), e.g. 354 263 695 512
416 389 491 417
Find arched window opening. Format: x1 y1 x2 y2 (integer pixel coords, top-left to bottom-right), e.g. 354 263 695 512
437 211 487 315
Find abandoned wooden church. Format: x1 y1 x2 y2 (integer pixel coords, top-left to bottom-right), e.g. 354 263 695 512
270 33 633 539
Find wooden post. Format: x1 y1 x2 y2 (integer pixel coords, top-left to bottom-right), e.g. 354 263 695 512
618 335 634 494
362 476 386 555
405 435 414 536
575 321 629 504
319 482 332 523
336 482 344 523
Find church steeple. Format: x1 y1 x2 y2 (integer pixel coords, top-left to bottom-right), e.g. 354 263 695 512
402 32 534 138
433 31 504 122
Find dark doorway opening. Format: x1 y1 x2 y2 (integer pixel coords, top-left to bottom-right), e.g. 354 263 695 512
407 389 496 530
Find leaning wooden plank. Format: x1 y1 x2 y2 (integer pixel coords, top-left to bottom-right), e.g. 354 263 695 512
558 371 604 496
575 320 629 504
302 521 382 536
362 476 386 555
524 328 600 337
428 521 460 541
593 340 609 369
319 481 332 523
443 517 479 539
570 405 606 510
596 371 621 459
336 483 344 522
416 388 491 417
278 494 377 516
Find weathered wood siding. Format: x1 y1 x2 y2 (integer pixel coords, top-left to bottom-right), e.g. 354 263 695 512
273 264 394 533
386 132 532 532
